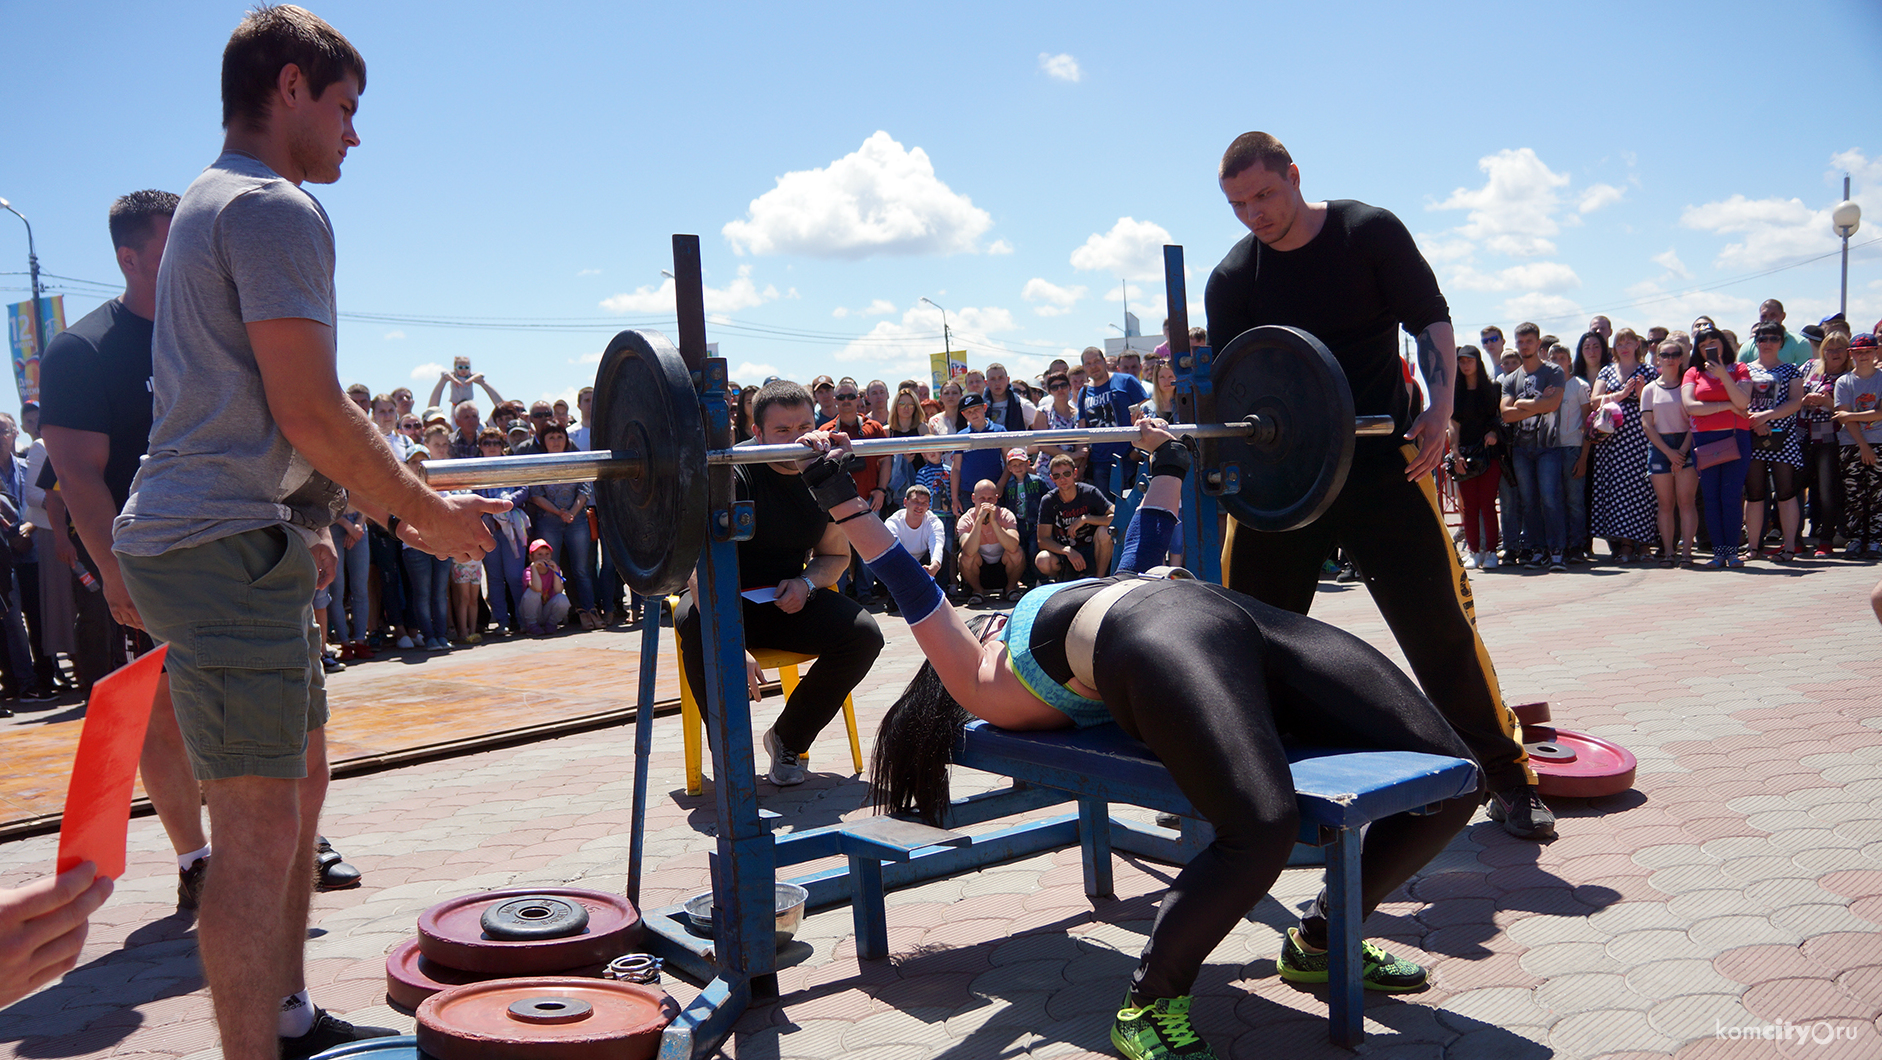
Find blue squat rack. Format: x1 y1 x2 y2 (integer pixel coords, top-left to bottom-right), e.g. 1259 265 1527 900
622 238 1478 1057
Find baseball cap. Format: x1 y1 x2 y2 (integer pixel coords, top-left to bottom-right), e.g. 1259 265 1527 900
1849 333 1878 353
958 392 986 411
423 406 448 425
529 538 552 554
809 374 835 391
1005 447 1028 462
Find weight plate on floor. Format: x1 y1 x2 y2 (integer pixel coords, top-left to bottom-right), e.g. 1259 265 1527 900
303 1035 422 1060
418 888 644 975
1211 325 1356 532
1525 725 1638 799
481 896 591 941
416 977 678 1060
591 329 708 596
384 938 607 1011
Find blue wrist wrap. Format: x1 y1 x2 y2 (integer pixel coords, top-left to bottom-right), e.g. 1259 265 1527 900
1116 505 1178 575
866 543 945 623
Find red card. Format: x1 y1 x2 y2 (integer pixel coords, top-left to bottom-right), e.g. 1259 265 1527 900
57 646 169 879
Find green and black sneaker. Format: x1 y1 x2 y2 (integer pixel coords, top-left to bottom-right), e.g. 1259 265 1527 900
1111 992 1219 1059
1276 927 1427 991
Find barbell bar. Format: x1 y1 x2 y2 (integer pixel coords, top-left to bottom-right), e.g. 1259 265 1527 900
423 416 1397 491
420 324 1399 594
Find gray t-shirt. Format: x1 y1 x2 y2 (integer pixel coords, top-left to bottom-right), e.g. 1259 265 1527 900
1500 361 1566 449
113 151 346 556
1833 371 1882 446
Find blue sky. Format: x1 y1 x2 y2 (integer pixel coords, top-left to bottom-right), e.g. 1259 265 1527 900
4 0 1880 413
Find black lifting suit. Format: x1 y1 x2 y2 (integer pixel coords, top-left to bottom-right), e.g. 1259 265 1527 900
1206 199 1533 793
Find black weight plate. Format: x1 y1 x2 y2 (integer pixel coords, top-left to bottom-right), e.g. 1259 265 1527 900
481 896 592 941
591 330 708 596
1211 326 1356 532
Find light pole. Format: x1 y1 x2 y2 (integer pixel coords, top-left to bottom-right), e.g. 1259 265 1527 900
0 198 47 374
920 296 950 358
1832 175 1861 320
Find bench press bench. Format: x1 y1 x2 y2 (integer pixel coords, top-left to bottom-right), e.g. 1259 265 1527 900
946 719 1479 1047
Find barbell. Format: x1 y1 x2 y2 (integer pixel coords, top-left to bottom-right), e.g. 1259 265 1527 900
425 324 1396 595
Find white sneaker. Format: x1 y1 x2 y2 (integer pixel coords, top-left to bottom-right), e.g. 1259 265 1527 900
1480 551 1499 570
1461 550 1479 570
763 728 806 786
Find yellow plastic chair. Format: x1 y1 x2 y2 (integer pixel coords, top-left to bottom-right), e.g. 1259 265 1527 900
670 599 864 796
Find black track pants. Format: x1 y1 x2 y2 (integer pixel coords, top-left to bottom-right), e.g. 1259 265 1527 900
1086 579 1480 1000
1223 446 1532 792
674 587 884 753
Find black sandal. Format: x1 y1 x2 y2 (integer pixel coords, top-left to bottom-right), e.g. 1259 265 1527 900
314 836 362 891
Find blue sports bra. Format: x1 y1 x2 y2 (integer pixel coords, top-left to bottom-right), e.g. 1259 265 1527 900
999 580 1113 728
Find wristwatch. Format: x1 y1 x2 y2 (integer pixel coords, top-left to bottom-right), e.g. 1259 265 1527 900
800 576 816 596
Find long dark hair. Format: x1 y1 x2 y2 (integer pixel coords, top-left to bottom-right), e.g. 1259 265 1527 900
1573 331 1610 384
867 616 991 826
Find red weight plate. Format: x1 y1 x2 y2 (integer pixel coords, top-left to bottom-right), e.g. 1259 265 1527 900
416 977 678 1060
1510 700 1553 726
1525 726 1638 799
385 938 607 1011
418 889 644 975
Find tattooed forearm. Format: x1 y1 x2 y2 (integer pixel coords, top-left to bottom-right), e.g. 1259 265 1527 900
1415 325 1453 392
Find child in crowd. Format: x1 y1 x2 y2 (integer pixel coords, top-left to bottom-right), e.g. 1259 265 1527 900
523 539 570 634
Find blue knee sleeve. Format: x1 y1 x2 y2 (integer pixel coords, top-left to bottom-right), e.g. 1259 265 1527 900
1116 505 1178 574
866 543 945 623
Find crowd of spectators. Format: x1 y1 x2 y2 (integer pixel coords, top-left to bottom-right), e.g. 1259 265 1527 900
10 302 1877 705
1450 302 1882 573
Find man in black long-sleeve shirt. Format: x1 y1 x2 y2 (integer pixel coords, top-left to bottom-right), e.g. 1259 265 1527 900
1205 131 1552 840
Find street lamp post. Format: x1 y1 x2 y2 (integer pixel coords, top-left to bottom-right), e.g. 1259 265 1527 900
1832 175 1862 320
0 198 47 377
920 296 950 359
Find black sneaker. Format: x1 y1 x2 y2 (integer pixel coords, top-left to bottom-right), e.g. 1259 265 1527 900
314 836 362 891
280 1010 402 1060
1486 784 1557 840
1334 563 1359 583
178 856 210 911
19 687 55 702
1522 551 1543 570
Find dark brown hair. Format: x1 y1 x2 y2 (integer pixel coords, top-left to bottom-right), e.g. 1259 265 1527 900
222 5 366 132
1219 131 1293 180
108 190 179 250
752 380 813 433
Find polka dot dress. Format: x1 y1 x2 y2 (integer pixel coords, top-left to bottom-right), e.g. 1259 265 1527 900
1590 362 1660 544
1746 361 1805 468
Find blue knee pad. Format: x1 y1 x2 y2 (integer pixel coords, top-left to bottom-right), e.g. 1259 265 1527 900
866 544 945 623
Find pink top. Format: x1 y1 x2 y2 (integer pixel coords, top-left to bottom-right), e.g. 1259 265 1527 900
1639 379 1690 435
1683 364 1752 431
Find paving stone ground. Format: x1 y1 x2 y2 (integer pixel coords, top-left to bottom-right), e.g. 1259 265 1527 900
3 556 1880 1060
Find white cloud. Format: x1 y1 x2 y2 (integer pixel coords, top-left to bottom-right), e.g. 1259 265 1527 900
1039 53 1081 82
383 329 407 340
1679 195 1838 270
599 264 779 315
832 298 897 319
732 361 781 380
1417 235 1476 265
410 361 444 379
721 131 993 259
576 268 602 277
1578 183 1626 213
1103 283 1147 303
834 303 1018 370
1448 262 1582 293
1069 217 1174 281
988 239 1014 255
1617 281 1756 330
1021 278 1086 316
576 351 602 364
1432 148 1571 257
1650 248 1690 279
1497 292 1584 324
1830 148 1882 196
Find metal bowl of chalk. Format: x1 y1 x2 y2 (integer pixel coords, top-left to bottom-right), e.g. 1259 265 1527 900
682 883 809 947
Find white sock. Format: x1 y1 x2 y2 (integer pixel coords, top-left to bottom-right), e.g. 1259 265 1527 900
279 990 315 1038
177 845 211 871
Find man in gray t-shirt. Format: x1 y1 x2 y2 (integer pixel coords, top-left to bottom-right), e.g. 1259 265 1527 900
108 10 505 1060
1499 325 1567 565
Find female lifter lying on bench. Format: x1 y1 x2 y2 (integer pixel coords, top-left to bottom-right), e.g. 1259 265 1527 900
795 418 1481 1060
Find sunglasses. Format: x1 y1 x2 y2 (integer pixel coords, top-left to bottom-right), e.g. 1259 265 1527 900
531 411 551 418
1049 470 1075 479
1756 336 1781 343
1049 381 1069 391
835 392 859 400
480 440 503 447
